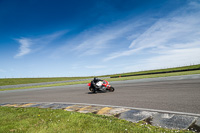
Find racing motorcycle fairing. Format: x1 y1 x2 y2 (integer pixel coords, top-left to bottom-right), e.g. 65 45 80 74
87 80 114 93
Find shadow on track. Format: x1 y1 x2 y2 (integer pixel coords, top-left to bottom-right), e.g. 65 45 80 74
87 91 107 94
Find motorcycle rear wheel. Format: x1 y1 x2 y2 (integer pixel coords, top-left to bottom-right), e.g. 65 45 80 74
89 87 96 93
89 87 93 91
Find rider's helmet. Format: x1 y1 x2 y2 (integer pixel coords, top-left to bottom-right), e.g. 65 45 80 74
94 77 97 81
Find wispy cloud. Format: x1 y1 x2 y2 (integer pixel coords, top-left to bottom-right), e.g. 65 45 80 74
14 38 32 58
72 25 129 56
103 47 144 61
50 15 151 59
146 48 200 67
105 1 200 61
70 18 148 57
85 65 106 69
122 48 200 74
14 31 67 58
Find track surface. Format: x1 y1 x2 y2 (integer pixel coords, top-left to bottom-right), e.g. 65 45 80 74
0 76 200 114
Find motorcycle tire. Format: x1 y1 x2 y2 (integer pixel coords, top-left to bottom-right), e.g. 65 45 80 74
109 87 115 92
89 87 93 91
89 87 96 93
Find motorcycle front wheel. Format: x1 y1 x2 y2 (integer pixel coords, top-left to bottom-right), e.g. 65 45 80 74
109 87 115 92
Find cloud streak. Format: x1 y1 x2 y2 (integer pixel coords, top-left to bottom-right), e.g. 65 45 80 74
105 1 200 61
72 25 129 56
123 47 200 72
14 38 32 58
70 18 148 57
14 31 67 58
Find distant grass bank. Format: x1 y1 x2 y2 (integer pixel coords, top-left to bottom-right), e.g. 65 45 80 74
107 70 200 82
109 64 200 78
0 64 199 87
0 80 91 91
0 77 92 86
0 106 192 133
1 70 200 91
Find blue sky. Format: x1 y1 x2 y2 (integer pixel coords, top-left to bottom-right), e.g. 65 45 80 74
0 0 200 78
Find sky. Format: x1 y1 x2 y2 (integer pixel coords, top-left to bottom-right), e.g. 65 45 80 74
0 0 200 78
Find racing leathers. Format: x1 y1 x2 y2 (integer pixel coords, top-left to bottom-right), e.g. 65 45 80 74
91 77 103 93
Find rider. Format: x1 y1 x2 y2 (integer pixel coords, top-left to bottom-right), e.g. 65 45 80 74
91 77 103 93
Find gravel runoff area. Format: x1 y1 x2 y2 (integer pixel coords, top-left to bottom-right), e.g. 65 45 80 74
0 77 110 89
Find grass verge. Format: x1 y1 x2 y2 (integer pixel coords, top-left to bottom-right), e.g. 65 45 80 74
107 70 200 82
0 80 91 91
0 106 192 133
1 64 199 86
0 77 93 86
1 70 200 91
109 64 200 77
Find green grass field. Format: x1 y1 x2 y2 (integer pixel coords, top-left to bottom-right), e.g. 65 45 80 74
107 69 200 82
0 77 93 86
0 64 199 87
1 69 200 91
108 64 200 77
0 64 199 86
0 106 193 133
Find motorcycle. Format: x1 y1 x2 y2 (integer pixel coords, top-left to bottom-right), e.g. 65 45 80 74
87 80 115 93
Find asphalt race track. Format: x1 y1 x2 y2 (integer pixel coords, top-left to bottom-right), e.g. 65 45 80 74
0 75 200 114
